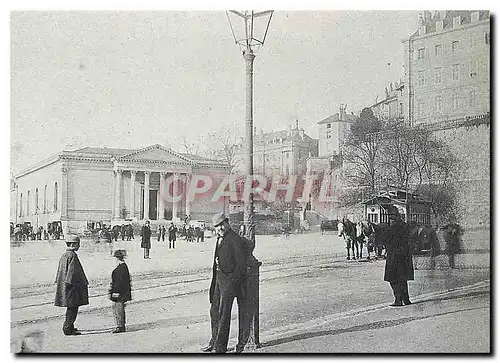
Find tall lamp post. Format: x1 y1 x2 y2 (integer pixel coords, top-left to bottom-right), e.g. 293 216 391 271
226 10 273 351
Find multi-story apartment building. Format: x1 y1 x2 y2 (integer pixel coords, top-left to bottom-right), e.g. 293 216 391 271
234 120 318 177
402 10 490 125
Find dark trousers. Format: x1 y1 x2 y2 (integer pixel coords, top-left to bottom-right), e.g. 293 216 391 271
63 307 79 334
389 281 410 303
113 301 126 328
169 238 175 249
210 273 246 353
143 248 150 258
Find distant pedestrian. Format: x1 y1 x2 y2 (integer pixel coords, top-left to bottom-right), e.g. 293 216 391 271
384 206 414 307
126 224 134 241
109 250 131 333
54 235 89 335
121 224 126 241
141 220 152 259
161 225 166 242
168 223 177 249
157 225 162 242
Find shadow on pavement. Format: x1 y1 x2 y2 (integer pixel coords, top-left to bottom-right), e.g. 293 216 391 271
260 305 487 349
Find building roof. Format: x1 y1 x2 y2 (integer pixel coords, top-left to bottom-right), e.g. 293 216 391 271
72 147 132 156
317 112 358 125
409 10 489 38
251 128 317 144
15 144 227 178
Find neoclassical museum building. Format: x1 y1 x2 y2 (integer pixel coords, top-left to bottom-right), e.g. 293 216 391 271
12 144 229 234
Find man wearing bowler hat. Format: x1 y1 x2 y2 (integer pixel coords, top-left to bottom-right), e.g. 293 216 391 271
54 235 89 335
203 212 247 353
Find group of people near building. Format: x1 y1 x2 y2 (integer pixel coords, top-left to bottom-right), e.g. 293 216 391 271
11 221 64 242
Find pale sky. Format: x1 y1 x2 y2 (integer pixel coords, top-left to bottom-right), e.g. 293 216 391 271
10 10 420 174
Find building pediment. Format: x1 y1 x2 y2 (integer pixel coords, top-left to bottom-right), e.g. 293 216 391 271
117 144 193 164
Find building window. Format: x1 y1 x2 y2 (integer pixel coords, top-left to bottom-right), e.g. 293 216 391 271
469 59 478 77
54 182 58 211
44 185 47 213
326 123 331 129
19 193 23 217
417 100 425 118
485 32 490 44
27 190 30 216
418 48 425 60
434 96 443 113
452 41 459 52
452 92 460 110
434 44 442 56
399 102 403 116
434 67 442 83
35 188 39 214
469 90 476 107
452 64 460 81
417 70 425 86
326 131 332 139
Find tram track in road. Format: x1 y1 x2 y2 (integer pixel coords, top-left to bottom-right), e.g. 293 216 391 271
11 253 353 327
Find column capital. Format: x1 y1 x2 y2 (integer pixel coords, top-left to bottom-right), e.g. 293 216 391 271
159 171 166 177
114 169 123 175
144 170 151 176
130 170 137 176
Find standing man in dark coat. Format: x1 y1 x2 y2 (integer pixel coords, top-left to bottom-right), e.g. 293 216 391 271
384 206 414 306
202 213 246 354
141 220 152 259
109 249 132 333
168 222 177 249
54 235 89 335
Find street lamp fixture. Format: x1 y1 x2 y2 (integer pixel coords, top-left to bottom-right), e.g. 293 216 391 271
226 9 273 245
226 9 273 351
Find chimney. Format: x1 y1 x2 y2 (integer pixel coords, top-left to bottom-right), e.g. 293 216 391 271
340 103 347 121
424 10 432 22
436 19 443 31
471 11 480 22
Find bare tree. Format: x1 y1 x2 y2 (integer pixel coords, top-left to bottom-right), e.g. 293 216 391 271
205 125 242 174
181 135 201 155
343 108 383 196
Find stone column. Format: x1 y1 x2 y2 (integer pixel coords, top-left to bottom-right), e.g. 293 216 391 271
172 173 179 221
143 171 150 220
129 171 136 219
114 170 122 219
185 173 191 217
158 172 165 220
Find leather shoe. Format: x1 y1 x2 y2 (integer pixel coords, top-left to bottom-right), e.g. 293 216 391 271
390 302 403 307
201 345 214 352
112 327 125 333
403 300 412 305
64 330 81 336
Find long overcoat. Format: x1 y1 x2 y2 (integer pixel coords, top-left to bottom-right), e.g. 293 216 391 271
209 229 246 303
109 262 132 302
54 250 89 307
384 220 414 282
141 225 151 249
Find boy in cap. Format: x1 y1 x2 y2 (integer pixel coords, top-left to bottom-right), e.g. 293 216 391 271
109 249 132 333
54 235 89 335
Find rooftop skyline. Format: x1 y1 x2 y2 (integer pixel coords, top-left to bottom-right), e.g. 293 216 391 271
11 10 420 174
